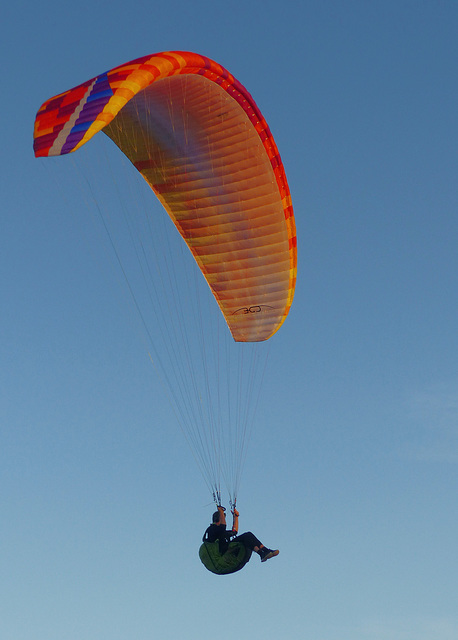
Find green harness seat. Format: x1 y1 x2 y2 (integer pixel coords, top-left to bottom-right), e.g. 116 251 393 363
199 540 252 575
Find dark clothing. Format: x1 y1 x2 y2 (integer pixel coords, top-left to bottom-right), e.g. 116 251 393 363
203 524 262 555
232 531 262 550
203 523 237 554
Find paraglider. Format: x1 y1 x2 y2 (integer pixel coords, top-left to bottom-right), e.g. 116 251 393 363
34 51 296 571
200 505 278 574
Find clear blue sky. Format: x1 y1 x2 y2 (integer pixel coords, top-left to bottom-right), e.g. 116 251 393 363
2 2 458 639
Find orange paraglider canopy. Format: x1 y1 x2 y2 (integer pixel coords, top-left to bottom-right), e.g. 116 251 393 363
34 51 296 342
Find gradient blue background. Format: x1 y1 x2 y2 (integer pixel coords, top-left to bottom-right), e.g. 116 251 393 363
2 1 457 639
